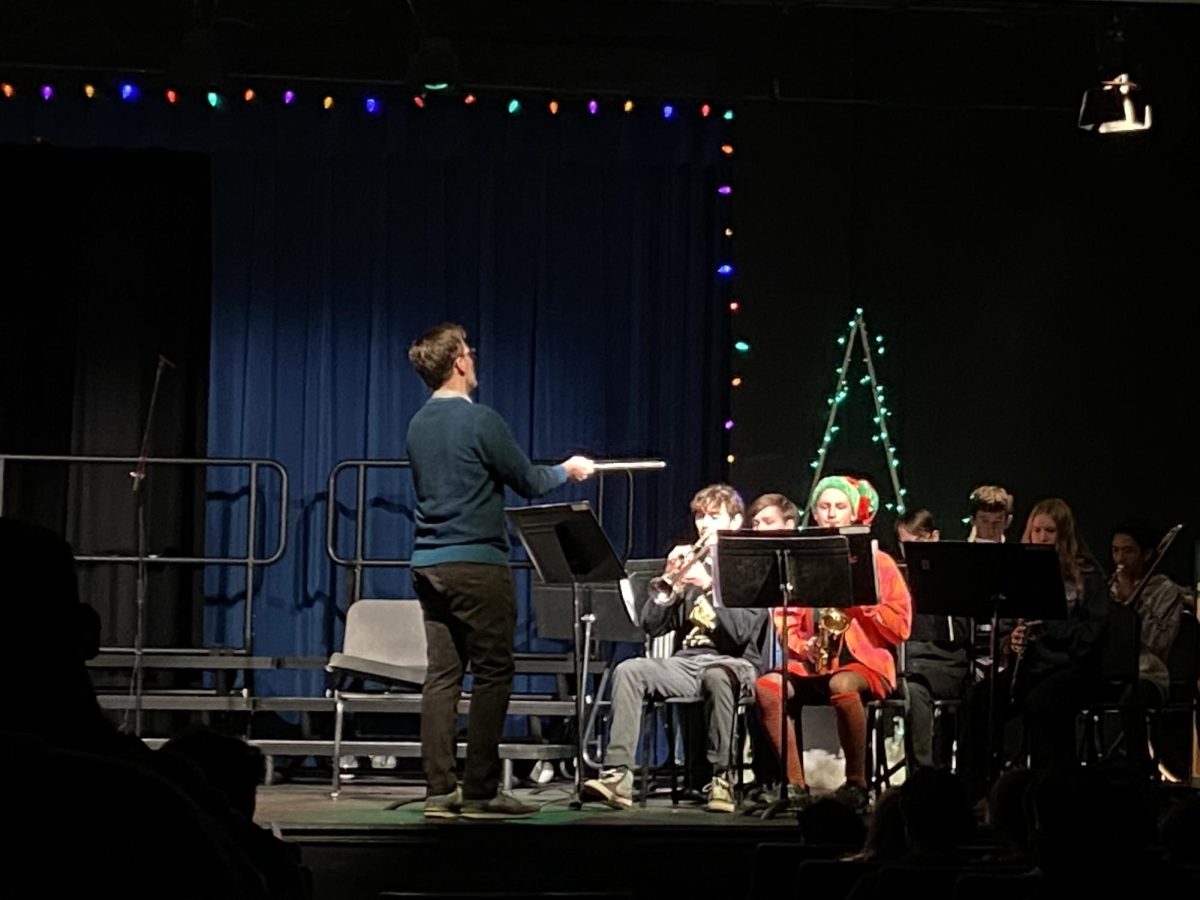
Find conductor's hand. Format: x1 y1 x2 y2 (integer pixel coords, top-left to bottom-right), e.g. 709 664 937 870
561 456 594 482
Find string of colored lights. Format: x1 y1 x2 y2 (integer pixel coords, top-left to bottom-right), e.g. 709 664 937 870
805 308 908 518
0 78 737 121
714 111 737 470
2 74 737 471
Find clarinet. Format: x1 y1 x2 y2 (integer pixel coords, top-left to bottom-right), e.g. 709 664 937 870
1008 619 1037 704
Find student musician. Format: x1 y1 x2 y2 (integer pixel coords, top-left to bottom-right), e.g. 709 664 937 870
754 476 912 814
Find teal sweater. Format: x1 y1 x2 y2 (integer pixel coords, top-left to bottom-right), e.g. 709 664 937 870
406 395 567 567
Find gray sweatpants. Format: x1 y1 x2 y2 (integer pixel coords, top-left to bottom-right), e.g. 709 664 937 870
603 653 757 771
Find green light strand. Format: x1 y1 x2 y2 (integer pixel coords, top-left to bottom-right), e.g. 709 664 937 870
806 309 908 516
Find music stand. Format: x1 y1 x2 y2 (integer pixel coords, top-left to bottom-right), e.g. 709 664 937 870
904 541 1067 783
713 530 876 811
507 501 627 808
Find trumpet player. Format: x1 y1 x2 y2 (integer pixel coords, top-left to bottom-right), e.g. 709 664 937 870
754 476 912 815
583 484 771 813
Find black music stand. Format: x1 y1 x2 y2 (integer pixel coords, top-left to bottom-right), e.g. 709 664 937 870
904 541 1066 783
713 530 876 813
507 501 627 808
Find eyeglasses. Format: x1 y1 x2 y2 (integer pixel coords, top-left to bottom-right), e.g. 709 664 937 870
461 346 478 362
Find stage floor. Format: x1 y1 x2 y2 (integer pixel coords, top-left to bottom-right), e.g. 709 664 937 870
259 782 803 900
255 782 799 830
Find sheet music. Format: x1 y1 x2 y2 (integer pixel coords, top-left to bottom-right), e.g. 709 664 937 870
618 577 639 624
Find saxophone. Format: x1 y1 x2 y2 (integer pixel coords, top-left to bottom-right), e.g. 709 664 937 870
814 607 851 674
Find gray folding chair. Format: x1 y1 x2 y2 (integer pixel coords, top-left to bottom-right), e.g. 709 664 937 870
327 599 427 794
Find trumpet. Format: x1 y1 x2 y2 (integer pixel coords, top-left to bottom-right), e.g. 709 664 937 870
814 607 851 674
649 532 712 602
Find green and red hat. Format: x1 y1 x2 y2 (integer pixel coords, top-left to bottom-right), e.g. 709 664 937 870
811 475 880 525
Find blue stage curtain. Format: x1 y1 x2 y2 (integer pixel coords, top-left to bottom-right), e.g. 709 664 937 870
200 105 732 696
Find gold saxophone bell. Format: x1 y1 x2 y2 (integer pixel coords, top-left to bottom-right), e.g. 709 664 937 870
815 607 851 674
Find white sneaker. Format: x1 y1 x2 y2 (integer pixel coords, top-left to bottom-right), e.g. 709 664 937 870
706 773 735 813
339 754 359 769
369 754 398 770
530 759 555 785
582 767 634 809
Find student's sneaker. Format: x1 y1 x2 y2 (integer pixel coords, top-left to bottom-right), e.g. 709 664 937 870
706 772 736 813
582 767 634 809
833 780 871 814
423 786 463 819
529 759 556 785
460 789 540 819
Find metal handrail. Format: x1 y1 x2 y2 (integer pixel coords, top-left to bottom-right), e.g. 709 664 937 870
0 454 288 652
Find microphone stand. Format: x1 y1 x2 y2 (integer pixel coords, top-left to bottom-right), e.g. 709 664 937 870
125 354 173 736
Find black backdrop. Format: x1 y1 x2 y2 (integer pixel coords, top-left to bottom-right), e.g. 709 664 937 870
732 96 1199 582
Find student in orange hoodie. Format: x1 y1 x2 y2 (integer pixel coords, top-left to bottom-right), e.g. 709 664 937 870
754 475 912 814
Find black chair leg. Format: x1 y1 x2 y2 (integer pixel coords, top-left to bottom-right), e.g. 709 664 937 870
638 703 654 808
664 704 681 805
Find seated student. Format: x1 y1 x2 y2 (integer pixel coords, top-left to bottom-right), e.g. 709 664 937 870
747 492 799 534
895 509 973 770
741 492 802 799
958 499 1109 802
583 484 771 813
1109 519 1188 777
966 484 1014 543
754 476 912 815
